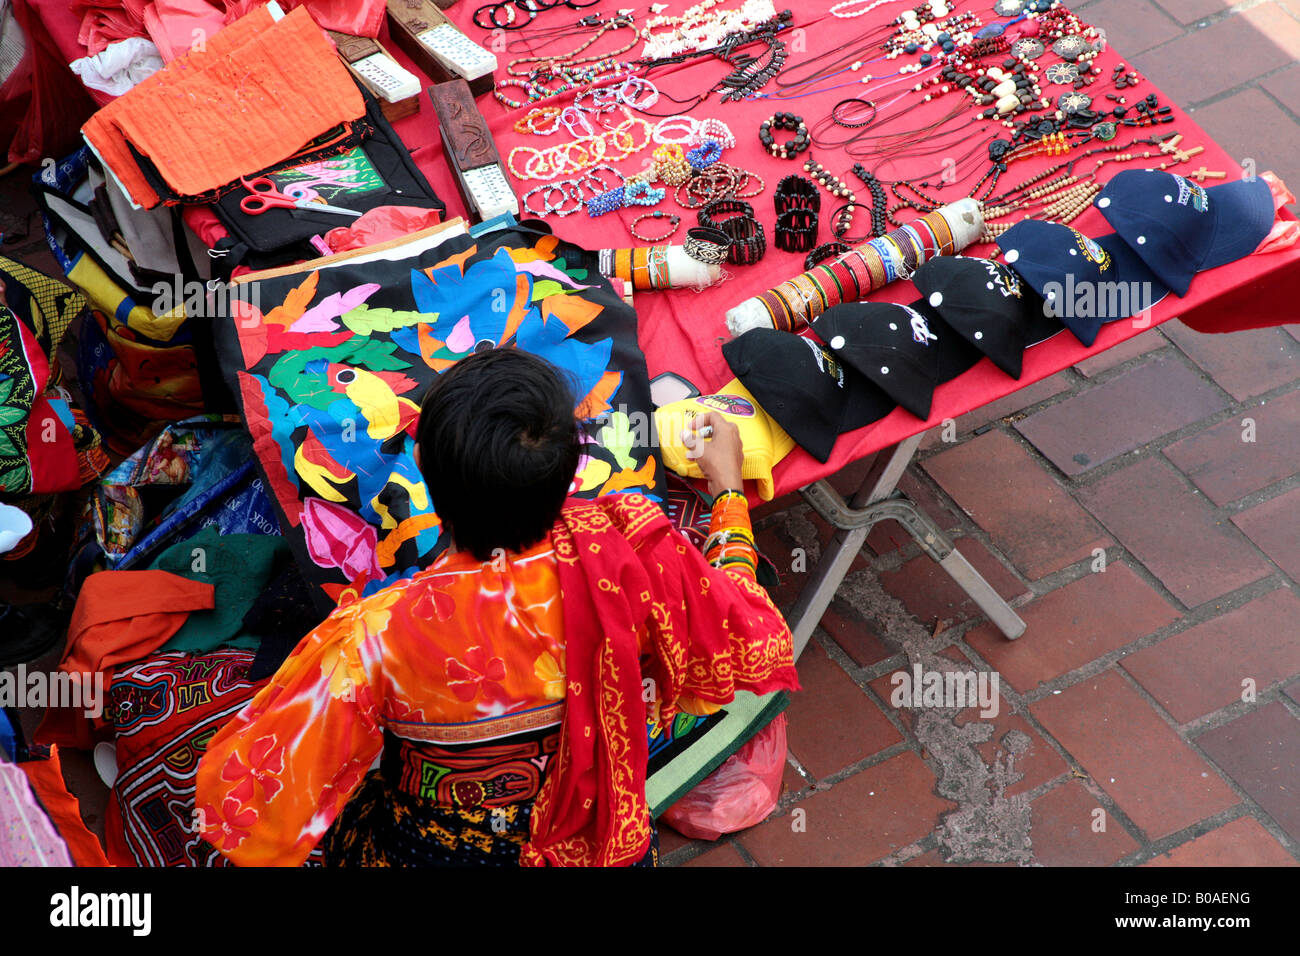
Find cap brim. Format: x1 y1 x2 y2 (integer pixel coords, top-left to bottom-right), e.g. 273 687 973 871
1202 177 1276 271
1095 231 1170 320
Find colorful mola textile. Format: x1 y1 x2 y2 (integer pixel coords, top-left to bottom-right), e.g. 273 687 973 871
214 225 661 611
103 649 265 866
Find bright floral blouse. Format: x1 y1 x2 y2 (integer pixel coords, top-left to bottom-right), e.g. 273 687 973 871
195 500 780 867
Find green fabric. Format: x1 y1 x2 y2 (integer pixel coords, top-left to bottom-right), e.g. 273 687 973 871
150 526 288 653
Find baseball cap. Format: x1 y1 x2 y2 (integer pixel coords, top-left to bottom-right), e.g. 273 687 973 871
911 255 1047 378
811 301 980 420
1094 169 1276 296
996 219 1169 347
654 378 796 501
722 328 896 463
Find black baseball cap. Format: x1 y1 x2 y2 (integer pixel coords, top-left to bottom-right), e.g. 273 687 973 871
912 255 1050 378
811 301 980 420
1095 169 1276 296
996 219 1169 347
722 328 896 463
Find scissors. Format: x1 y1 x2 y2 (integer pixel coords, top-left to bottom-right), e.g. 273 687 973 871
238 176 362 218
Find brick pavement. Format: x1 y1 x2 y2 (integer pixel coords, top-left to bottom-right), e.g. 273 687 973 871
662 0 1300 867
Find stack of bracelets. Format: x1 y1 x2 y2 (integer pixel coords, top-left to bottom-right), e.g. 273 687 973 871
603 246 676 291
719 216 766 265
775 207 817 252
652 144 693 186
753 208 959 332
774 174 820 253
675 161 766 208
704 491 758 577
683 226 731 265
587 178 667 217
522 164 623 218
759 112 810 159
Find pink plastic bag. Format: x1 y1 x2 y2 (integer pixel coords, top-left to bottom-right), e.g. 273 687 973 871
661 714 787 841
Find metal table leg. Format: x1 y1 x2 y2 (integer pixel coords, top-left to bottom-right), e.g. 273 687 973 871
784 433 1026 660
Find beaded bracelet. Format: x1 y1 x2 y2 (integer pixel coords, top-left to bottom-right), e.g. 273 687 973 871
652 144 692 186
759 112 810 159
774 174 820 214
630 211 681 242
652 115 699 144
804 241 851 270
697 198 755 232
683 226 731 265
719 216 766 266
775 207 818 253
686 140 723 170
693 118 736 150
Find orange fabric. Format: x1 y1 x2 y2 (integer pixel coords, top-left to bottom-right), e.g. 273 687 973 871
81 5 365 206
37 569 214 750
19 745 112 867
520 494 799 867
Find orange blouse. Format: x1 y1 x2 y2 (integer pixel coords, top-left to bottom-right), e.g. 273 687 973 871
195 502 775 867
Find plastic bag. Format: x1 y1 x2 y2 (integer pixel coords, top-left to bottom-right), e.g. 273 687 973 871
661 714 787 841
323 205 446 254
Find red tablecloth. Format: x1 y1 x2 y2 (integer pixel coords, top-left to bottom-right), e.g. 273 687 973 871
28 0 1300 498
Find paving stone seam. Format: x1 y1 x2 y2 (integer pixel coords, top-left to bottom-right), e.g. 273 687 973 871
1116 805 1299 865
1177 682 1300 739
1183 732 1300 857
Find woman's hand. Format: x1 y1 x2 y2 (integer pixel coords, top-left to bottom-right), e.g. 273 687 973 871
683 411 745 498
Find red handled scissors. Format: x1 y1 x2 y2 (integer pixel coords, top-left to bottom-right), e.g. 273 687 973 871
238 176 363 218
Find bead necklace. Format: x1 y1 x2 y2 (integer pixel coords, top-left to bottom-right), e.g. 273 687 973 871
638 0 778 60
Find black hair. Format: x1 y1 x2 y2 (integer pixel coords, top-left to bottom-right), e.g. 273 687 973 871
416 349 581 562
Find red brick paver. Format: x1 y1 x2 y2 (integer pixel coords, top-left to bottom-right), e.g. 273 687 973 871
738 751 954 866
965 563 1181 693
1161 321 1300 403
1162 388 1300 505
1029 779 1142 866
1031 671 1239 839
1120 588 1300 723
923 430 1111 580
1013 356 1228 476
783 643 902 779
1233 488 1300 581
1076 457 1273 607
1142 816 1298 866
1196 702 1300 843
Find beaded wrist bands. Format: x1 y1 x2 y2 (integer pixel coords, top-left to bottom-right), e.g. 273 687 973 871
697 198 754 232
774 174 820 214
719 216 766 265
775 207 818 253
759 112 810 159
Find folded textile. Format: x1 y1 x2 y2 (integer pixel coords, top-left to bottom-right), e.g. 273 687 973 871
36 568 214 749
149 524 287 653
82 5 365 207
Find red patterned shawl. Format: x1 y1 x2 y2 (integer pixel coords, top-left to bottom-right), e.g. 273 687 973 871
520 494 798 867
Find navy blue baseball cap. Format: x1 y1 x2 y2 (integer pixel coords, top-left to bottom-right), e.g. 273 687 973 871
1094 169 1276 297
996 219 1169 348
